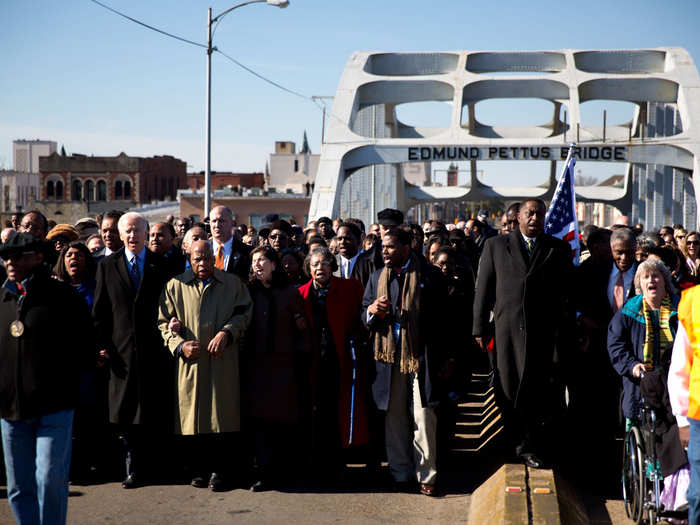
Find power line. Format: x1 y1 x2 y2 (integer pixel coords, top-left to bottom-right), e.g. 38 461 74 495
87 0 355 142
87 0 206 49
215 49 310 101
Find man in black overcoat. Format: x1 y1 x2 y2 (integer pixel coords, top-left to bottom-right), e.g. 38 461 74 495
93 212 171 488
472 199 573 468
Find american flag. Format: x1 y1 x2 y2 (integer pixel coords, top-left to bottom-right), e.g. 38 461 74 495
544 147 580 265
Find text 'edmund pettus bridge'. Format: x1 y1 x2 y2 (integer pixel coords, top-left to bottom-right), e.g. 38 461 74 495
407 145 627 162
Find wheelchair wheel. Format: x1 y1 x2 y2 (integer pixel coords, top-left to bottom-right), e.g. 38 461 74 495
622 426 646 524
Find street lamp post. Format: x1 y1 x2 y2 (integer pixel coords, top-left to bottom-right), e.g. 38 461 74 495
204 0 289 219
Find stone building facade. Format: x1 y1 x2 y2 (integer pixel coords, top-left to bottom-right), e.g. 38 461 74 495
33 152 186 223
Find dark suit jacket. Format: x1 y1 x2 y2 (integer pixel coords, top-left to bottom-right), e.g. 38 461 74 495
215 238 252 282
92 248 172 427
472 230 573 413
569 258 637 420
575 259 637 329
362 256 448 410
333 252 372 287
161 247 186 279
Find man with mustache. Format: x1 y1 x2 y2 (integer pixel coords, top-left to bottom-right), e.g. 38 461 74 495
158 240 252 491
473 199 573 469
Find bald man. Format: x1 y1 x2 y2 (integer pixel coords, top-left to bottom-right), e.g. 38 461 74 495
209 206 251 282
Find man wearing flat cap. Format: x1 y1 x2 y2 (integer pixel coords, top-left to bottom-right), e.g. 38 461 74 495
0 233 94 525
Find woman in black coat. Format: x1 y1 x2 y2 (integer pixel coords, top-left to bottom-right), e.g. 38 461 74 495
245 246 310 491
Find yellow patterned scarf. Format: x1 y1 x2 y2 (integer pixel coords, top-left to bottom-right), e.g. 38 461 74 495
642 296 674 371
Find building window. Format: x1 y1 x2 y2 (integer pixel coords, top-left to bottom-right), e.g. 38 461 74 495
47 180 55 199
124 181 131 200
97 181 107 201
294 159 299 172
56 181 63 200
72 180 82 201
85 180 95 202
115 181 122 200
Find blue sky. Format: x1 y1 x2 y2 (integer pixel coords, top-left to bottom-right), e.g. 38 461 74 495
2 0 699 187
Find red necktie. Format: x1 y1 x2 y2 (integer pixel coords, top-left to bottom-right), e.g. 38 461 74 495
613 272 624 313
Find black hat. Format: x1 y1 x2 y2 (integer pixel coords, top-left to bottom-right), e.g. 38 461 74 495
377 208 404 227
0 233 44 259
262 213 280 224
270 219 292 236
316 216 332 226
448 229 466 241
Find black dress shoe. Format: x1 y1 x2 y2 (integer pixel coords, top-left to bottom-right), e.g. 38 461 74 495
122 473 139 489
521 453 545 469
191 475 207 488
250 479 266 492
209 472 226 492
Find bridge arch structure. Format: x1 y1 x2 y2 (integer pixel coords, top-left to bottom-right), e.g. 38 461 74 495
309 48 700 229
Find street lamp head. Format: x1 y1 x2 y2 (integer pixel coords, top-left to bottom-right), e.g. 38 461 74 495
267 0 289 6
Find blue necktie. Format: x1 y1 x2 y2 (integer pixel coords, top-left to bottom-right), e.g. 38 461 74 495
130 255 141 289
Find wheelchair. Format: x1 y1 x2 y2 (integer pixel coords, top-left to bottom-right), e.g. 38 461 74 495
622 374 687 524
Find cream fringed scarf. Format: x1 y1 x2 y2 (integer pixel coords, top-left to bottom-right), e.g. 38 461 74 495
373 256 421 374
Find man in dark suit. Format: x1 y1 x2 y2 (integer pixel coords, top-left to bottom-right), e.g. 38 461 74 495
92 210 124 261
362 228 448 496
93 212 171 489
570 226 637 491
333 222 373 285
149 221 186 279
473 199 573 468
209 206 251 282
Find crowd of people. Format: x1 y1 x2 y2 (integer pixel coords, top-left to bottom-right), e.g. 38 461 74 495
2 202 700 524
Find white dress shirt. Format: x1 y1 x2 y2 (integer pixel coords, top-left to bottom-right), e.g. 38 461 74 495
211 237 233 270
339 253 359 279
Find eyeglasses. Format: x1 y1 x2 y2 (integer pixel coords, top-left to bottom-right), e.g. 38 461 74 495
689 241 700 246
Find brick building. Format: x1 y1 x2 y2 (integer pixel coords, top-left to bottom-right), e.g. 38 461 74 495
187 171 264 191
179 189 309 227
34 152 186 223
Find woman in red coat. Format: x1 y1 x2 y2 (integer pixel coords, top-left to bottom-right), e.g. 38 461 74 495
298 247 370 480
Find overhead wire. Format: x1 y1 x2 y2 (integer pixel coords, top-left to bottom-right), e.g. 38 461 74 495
87 0 368 144
87 0 206 49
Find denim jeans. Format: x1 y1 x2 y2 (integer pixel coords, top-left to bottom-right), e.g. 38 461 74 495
1 409 74 525
687 417 700 525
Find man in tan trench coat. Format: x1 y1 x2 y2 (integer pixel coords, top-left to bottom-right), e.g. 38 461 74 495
158 240 252 491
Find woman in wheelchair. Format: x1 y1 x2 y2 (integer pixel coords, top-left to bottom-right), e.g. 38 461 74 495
608 258 689 521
